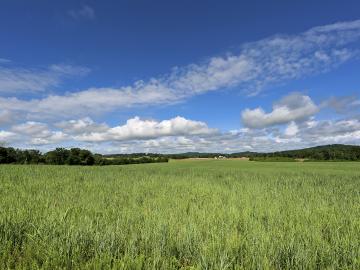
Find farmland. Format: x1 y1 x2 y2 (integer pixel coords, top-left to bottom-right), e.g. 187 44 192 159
0 160 359 269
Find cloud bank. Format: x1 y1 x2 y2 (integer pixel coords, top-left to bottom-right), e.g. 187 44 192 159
1 97 360 153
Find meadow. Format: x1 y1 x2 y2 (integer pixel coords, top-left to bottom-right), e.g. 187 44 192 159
0 160 359 269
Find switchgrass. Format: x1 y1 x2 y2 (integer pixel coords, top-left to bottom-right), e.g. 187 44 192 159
0 161 359 269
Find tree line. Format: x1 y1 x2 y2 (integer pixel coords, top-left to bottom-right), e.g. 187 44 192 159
106 144 360 161
0 147 168 165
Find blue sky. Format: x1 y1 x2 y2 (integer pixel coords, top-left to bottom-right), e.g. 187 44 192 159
1 0 360 153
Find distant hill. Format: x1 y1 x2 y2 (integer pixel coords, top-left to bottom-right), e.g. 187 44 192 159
105 144 360 161
246 144 360 161
257 144 360 159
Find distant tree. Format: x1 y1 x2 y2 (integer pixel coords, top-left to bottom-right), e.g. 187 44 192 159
79 149 93 165
45 148 70 165
0 147 8 163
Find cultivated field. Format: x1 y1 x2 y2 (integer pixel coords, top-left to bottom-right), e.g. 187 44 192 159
0 161 359 269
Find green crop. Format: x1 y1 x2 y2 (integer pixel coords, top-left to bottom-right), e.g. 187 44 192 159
0 160 359 269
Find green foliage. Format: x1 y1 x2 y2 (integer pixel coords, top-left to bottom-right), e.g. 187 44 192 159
45 148 70 165
0 147 44 164
101 156 169 165
253 144 360 161
0 161 359 269
0 147 168 166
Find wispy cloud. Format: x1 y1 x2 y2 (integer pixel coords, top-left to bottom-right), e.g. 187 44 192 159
322 95 360 113
0 58 11 64
68 5 95 20
0 64 90 94
1 20 360 120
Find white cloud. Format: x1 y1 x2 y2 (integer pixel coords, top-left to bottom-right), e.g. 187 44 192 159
29 131 68 145
2 116 217 149
11 121 68 146
1 116 218 150
0 84 177 119
75 116 217 142
1 20 360 119
0 67 59 93
0 64 90 93
301 119 360 139
241 92 319 128
284 121 299 136
12 121 50 136
68 5 95 20
55 117 108 134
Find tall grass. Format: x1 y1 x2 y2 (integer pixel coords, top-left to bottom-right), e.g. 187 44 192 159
0 161 359 269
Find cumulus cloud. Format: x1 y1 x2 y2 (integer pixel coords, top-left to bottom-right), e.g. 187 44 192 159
12 121 50 136
301 119 360 139
241 92 319 128
0 64 90 93
1 20 360 119
68 5 95 20
10 121 68 146
75 116 217 142
3 116 217 149
29 131 68 145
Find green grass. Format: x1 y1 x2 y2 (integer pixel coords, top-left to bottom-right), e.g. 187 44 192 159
0 161 359 269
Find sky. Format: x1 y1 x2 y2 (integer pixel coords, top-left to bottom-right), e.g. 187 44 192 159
1 0 360 153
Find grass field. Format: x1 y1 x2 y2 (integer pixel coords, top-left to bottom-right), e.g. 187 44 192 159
0 160 359 269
